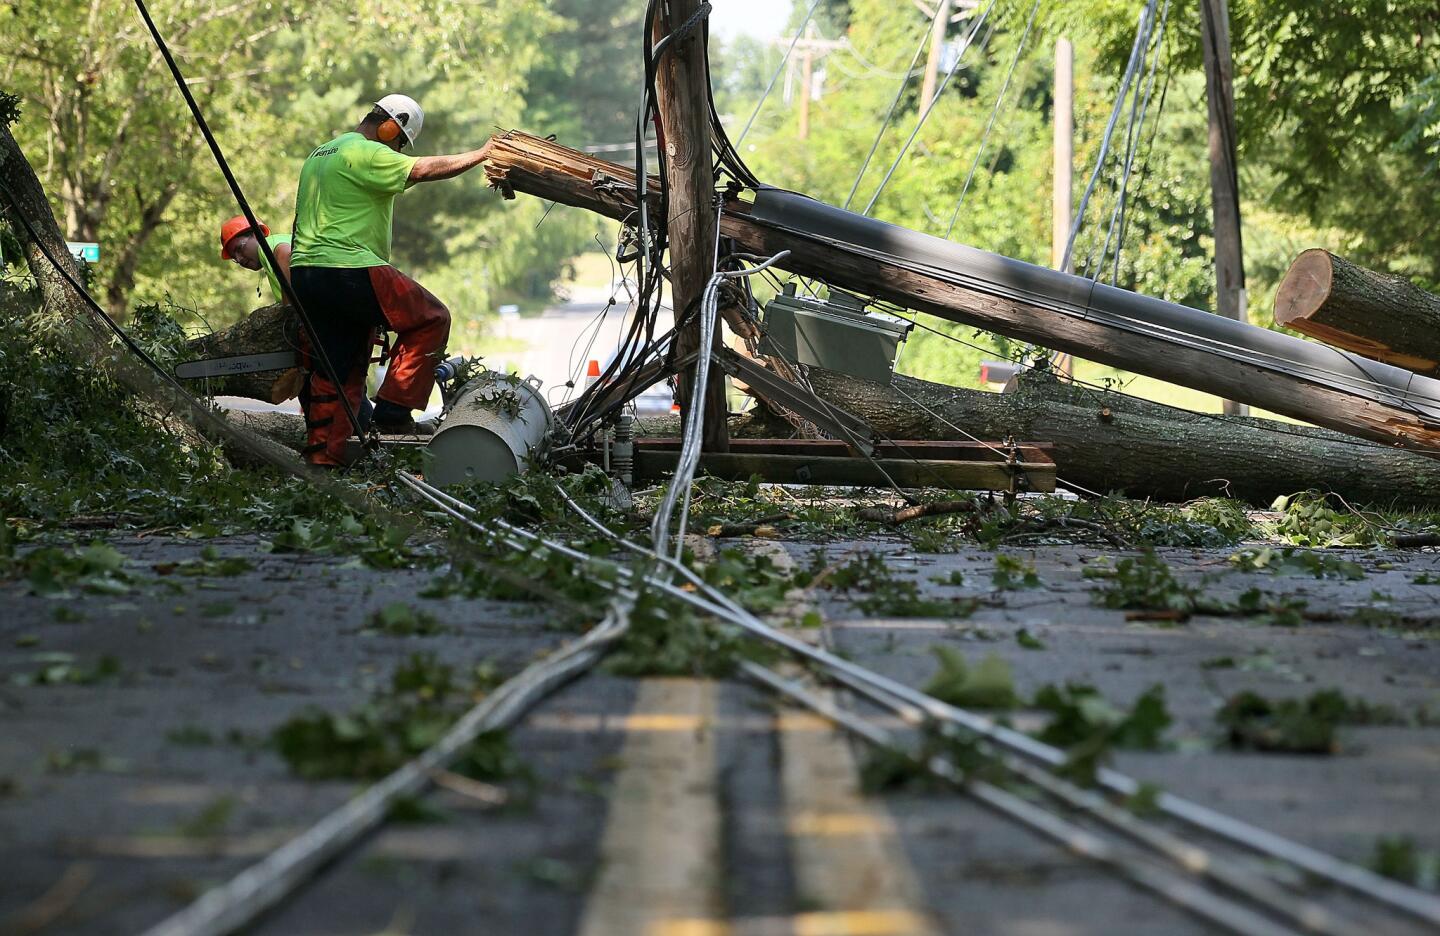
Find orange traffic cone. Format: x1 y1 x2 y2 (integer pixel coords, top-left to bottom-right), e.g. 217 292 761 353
584 359 601 390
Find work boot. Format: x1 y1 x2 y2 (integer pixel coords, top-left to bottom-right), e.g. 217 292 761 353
371 398 416 435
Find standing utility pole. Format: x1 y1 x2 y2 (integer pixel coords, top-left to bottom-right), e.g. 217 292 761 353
653 0 729 451
1051 37 1074 378
1200 0 1248 417
920 0 953 108
778 30 844 141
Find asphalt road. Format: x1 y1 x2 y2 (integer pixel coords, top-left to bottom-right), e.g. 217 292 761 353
2 532 1438 935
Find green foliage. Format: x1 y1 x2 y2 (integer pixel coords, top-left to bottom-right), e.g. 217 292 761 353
1228 546 1365 580
154 545 254 578
1085 550 1198 617
825 551 976 617
3 0 573 321
0 299 224 525
1371 837 1440 892
1234 588 1309 627
11 652 121 687
991 554 1041 591
1125 782 1164 818
1269 492 1381 548
674 476 870 542
1032 683 1171 785
1015 628 1046 650
424 530 620 612
1214 688 1400 754
45 748 127 775
923 647 1019 710
451 465 626 538
0 90 21 129
12 542 133 597
364 603 449 637
607 591 773 679
859 726 998 794
699 549 803 614
272 653 512 780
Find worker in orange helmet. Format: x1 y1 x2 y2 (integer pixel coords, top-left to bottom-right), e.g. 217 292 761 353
219 215 292 304
288 93 493 466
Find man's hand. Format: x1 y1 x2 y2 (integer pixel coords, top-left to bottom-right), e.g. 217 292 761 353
408 140 494 184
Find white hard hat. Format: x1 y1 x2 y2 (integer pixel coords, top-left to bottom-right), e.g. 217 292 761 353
374 93 424 148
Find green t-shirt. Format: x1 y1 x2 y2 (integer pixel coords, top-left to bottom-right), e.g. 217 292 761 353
259 233 291 302
291 132 418 269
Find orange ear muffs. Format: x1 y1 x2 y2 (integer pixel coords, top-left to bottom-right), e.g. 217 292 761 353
377 118 402 143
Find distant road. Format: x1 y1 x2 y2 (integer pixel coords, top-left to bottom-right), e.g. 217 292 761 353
482 291 659 412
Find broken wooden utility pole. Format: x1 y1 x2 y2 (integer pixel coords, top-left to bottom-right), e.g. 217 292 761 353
1275 250 1440 376
1200 0 1248 417
479 132 1440 457
653 0 728 452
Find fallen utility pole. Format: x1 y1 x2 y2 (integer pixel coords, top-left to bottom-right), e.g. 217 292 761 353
1275 249 1440 377
652 0 729 452
481 131 1440 457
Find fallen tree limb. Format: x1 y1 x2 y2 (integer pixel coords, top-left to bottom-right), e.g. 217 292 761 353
857 500 980 525
1275 250 1440 375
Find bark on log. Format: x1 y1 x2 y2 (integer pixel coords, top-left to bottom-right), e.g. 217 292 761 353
1275 250 1440 375
801 368 1440 507
182 302 304 403
482 131 1440 457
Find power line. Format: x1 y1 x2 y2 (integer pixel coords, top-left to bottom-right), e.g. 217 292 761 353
861 0 1000 217
943 0 1042 239
842 21 935 211
736 0 828 145
1060 0 1158 272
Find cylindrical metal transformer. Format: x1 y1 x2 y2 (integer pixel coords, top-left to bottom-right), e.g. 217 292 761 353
424 371 554 486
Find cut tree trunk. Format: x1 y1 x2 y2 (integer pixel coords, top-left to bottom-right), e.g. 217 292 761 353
182 302 304 404
1275 249 1440 375
799 368 1440 507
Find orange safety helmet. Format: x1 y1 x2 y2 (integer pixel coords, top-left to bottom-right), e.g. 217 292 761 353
219 215 269 260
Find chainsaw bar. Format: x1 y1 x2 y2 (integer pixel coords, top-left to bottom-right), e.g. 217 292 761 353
175 351 299 380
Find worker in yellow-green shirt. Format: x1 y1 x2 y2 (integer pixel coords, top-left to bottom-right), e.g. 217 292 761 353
219 215 292 304
288 93 493 466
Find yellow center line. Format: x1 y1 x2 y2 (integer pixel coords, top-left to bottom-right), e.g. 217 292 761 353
787 811 890 838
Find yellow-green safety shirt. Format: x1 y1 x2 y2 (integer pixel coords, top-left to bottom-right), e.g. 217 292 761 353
290 131 417 269
259 233 291 302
